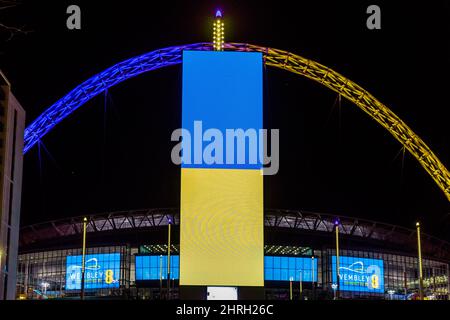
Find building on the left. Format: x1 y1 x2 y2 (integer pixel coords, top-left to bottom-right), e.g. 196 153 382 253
0 70 26 300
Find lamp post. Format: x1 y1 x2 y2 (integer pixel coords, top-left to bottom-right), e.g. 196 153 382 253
311 256 315 299
80 217 87 300
331 283 337 300
159 254 163 298
0 249 3 280
416 222 424 300
403 267 408 300
41 282 50 295
388 289 395 300
289 276 293 300
167 216 172 300
335 219 340 300
299 270 303 300
446 264 450 301
0 248 2 300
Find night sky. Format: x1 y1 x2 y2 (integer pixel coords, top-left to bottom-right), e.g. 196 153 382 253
1 0 450 241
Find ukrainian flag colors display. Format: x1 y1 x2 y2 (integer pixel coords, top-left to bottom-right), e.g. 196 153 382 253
180 51 264 287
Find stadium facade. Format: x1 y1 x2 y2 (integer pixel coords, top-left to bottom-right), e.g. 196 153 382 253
15 208 450 300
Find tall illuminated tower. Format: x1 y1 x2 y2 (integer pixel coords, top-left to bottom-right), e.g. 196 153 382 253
180 11 264 299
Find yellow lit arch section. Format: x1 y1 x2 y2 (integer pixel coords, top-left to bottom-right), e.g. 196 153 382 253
223 43 450 202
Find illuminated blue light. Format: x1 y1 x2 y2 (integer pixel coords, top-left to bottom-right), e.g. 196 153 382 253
135 255 179 280
264 256 318 282
23 43 216 154
24 43 273 155
66 253 120 290
182 50 263 169
134 255 317 282
332 256 384 293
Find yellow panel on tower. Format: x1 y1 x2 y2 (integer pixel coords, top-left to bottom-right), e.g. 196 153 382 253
180 50 264 288
180 168 263 286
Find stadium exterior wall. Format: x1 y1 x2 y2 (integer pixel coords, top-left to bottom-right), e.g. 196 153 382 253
16 209 450 300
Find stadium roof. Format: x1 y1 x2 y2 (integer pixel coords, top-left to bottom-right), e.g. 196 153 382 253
20 208 450 261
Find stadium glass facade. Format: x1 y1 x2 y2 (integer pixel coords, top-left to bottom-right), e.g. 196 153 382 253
16 246 131 299
16 244 449 300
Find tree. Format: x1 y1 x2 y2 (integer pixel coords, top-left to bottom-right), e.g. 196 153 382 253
0 0 31 43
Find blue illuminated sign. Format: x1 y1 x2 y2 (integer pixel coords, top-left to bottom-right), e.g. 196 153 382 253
332 256 384 293
66 253 120 290
264 256 318 282
135 255 317 282
135 255 179 280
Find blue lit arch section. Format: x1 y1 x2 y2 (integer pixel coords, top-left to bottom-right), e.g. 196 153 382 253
24 43 212 154
23 42 450 201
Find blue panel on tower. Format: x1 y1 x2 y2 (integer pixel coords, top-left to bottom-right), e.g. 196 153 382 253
181 50 263 169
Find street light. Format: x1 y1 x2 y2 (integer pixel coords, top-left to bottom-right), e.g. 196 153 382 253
289 276 294 300
41 282 50 295
416 222 424 300
388 289 395 300
311 256 315 299
447 264 450 301
335 218 340 300
299 270 303 300
403 266 408 299
80 217 88 300
331 283 337 300
159 254 163 297
167 216 172 300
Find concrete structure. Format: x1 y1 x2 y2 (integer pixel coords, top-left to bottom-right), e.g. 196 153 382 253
0 70 26 300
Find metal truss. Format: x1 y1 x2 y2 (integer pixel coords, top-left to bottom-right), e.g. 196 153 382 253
23 42 450 201
19 208 450 261
23 43 211 154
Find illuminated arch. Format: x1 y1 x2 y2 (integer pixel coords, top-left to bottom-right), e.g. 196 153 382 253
23 42 450 201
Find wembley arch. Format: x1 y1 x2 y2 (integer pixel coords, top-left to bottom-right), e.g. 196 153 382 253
23 42 450 202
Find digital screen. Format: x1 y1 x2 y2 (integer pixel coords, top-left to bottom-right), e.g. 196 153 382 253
135 255 179 280
135 255 317 283
181 51 263 170
332 256 384 293
264 256 318 282
66 253 120 290
180 51 264 287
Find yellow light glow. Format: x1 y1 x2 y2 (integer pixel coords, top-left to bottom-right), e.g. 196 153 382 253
180 168 264 286
213 17 224 51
